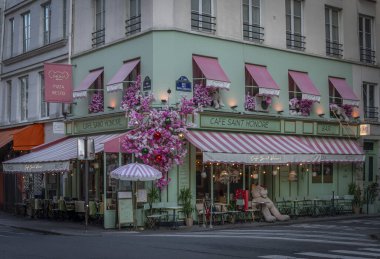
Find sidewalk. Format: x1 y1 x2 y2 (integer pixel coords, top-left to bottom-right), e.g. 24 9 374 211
1 210 379 238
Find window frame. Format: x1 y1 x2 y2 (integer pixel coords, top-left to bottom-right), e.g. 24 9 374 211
359 15 375 64
7 81 12 122
126 0 141 36
40 72 50 118
191 0 216 34
9 18 15 56
19 76 29 121
92 0 105 47
42 3 51 45
22 12 31 52
243 0 263 42
286 0 305 51
325 6 342 58
362 82 378 121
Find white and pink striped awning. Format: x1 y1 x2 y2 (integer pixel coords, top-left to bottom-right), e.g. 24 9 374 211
110 163 162 181
186 130 364 164
300 136 364 163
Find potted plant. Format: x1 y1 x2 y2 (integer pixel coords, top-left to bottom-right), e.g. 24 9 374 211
352 185 362 214
364 182 379 214
178 187 194 227
147 187 160 215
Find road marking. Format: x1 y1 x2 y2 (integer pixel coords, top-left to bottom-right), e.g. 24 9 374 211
330 250 380 257
259 255 306 259
219 229 368 237
141 233 380 247
296 252 369 258
360 248 380 252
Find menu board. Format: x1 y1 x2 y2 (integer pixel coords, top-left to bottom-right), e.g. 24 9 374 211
117 193 133 228
178 157 190 191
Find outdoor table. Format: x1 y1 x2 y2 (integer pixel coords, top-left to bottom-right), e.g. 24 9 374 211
253 201 269 222
163 206 183 230
146 214 165 230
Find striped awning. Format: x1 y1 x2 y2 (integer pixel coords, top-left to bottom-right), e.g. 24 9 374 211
300 137 364 163
186 130 364 164
2 134 121 173
186 131 319 164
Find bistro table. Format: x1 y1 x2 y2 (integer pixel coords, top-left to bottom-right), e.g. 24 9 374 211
163 206 183 230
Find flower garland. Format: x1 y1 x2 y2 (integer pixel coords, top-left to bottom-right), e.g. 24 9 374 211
289 98 313 116
193 84 213 108
88 92 104 113
121 76 197 189
244 94 256 111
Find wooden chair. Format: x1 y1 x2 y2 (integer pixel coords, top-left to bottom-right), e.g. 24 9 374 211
195 202 207 226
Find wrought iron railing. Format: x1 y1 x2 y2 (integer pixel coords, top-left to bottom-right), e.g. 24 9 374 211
360 48 376 64
243 23 264 42
125 15 141 36
286 31 305 51
92 28 105 47
191 11 216 33
326 40 343 58
364 106 379 122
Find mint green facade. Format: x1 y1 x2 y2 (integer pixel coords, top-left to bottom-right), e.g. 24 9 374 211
68 30 374 227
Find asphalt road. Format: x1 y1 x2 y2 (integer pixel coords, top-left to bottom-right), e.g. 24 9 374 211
0 217 379 259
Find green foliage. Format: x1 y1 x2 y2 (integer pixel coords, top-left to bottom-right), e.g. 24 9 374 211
348 183 356 195
352 185 363 208
147 187 160 214
365 182 379 204
178 187 194 218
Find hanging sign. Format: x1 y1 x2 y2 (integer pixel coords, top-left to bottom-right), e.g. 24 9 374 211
44 63 73 103
176 76 192 92
143 76 151 91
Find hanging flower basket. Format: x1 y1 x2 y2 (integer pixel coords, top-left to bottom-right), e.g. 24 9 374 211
245 94 256 111
88 92 104 113
260 96 272 110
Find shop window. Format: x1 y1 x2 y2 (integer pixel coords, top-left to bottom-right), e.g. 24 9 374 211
364 141 374 151
323 163 333 183
312 164 322 183
312 163 333 183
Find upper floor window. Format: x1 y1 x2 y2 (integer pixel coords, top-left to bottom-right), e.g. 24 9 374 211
9 18 15 56
191 0 215 34
22 12 31 52
43 3 51 45
359 15 375 64
7 81 12 122
126 0 141 36
325 7 342 58
243 0 263 42
20 76 29 121
40 72 50 118
92 0 105 47
362 82 378 122
63 0 67 37
286 0 305 51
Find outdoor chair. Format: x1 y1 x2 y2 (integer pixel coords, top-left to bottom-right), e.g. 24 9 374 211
195 202 207 226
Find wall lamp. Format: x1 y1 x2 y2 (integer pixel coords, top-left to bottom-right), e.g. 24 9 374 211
318 113 325 117
230 105 238 111
161 99 167 104
277 110 284 114
107 106 115 110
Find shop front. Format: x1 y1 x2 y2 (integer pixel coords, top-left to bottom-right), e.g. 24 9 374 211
190 113 364 207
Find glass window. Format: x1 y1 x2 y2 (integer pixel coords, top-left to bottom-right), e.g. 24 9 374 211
40 72 49 118
22 12 31 52
243 0 263 42
7 81 12 122
285 0 304 50
93 0 105 46
323 163 333 183
191 0 215 33
20 76 29 121
359 15 375 63
312 164 333 184
9 18 15 56
325 7 341 57
63 0 67 37
362 82 378 121
126 0 141 36
312 164 322 183
43 3 51 44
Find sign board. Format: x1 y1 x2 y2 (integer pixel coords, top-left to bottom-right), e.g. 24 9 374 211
53 122 65 134
44 63 73 103
117 197 134 227
72 115 129 135
176 76 192 92
360 124 370 136
137 189 147 203
143 76 151 91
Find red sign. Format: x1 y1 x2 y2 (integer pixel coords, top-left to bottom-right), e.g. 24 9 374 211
44 63 73 103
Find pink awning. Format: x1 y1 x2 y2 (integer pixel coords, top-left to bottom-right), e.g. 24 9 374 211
289 71 320 102
329 77 359 106
193 55 231 89
245 64 280 96
73 69 103 98
300 137 364 162
106 59 140 92
104 134 127 153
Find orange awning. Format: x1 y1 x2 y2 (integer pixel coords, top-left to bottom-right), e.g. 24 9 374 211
0 127 25 149
13 124 44 151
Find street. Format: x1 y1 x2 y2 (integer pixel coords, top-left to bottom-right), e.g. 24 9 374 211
0 217 379 259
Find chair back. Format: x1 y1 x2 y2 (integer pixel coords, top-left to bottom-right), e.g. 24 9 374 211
195 203 204 213
89 201 97 216
75 201 85 213
98 202 104 215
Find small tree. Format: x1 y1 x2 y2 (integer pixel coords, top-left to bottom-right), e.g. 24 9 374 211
147 187 160 215
178 187 194 226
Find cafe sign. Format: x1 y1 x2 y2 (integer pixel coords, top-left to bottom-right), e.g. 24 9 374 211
73 115 128 134
3 161 70 173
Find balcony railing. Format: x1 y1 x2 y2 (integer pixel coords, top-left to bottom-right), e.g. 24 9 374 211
364 106 379 122
326 41 343 58
360 48 376 64
286 31 305 51
125 15 141 36
92 28 105 47
191 11 216 34
243 23 264 42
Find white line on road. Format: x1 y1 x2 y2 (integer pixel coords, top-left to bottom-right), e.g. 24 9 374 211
216 229 368 237
140 234 380 247
296 252 371 259
330 250 380 257
360 248 380 252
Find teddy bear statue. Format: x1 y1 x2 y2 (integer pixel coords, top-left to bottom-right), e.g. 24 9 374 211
252 185 290 222
210 88 225 109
